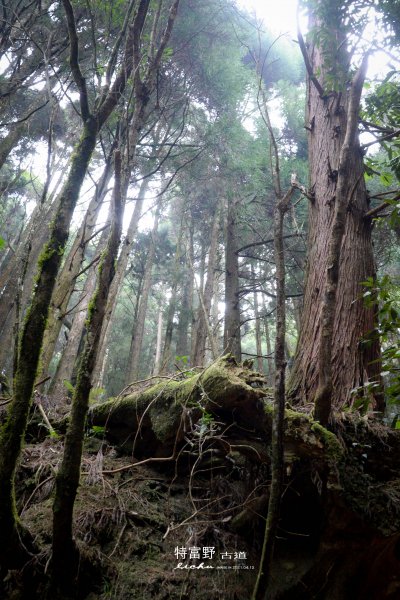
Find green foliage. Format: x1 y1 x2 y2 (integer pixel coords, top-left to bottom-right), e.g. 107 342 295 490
364 71 400 130
175 355 198 378
89 425 106 438
350 380 381 415
363 71 400 180
363 275 400 407
170 0 253 111
89 387 106 404
176 355 189 365
0 236 5 250
63 379 75 395
378 0 400 43
197 409 216 437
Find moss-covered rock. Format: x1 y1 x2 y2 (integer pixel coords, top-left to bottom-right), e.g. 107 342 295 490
89 355 269 456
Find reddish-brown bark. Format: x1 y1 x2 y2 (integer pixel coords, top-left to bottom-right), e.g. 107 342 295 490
289 12 382 412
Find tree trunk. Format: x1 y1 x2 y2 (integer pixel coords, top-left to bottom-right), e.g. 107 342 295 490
0 198 59 375
160 218 185 373
262 297 274 379
51 150 123 595
153 307 164 375
92 174 150 386
175 263 192 363
211 264 221 356
125 212 159 383
0 117 98 568
288 7 382 411
224 195 241 361
253 188 293 600
91 354 269 457
189 225 199 364
38 151 114 384
49 224 110 401
0 122 26 169
252 265 264 373
192 201 221 366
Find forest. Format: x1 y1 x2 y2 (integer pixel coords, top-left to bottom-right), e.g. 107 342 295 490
0 0 400 598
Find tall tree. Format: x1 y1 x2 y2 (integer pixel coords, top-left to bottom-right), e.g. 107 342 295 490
126 211 160 383
0 0 180 566
51 150 123 595
193 198 221 365
288 0 383 417
224 193 242 360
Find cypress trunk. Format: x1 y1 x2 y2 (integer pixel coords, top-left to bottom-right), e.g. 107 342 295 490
253 189 293 599
92 172 150 386
38 153 113 383
0 198 59 376
288 5 382 411
49 224 110 401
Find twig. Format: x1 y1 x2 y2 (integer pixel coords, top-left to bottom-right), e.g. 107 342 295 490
0 398 13 407
102 453 177 475
36 402 57 437
34 376 51 388
20 474 54 515
108 522 127 558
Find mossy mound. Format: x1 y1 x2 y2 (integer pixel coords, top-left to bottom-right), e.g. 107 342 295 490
89 355 270 456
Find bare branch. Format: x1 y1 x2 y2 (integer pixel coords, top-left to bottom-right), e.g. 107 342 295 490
361 128 400 149
297 26 325 98
237 234 302 255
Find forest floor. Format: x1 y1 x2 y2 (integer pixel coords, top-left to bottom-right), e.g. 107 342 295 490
3 357 400 599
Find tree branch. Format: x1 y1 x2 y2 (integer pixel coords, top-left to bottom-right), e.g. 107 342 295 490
361 128 400 149
97 0 151 127
344 52 370 148
297 26 325 98
364 194 400 219
61 0 90 121
237 234 302 255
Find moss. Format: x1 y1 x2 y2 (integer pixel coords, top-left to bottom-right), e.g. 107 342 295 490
36 240 57 271
91 355 269 451
311 422 344 463
264 404 344 464
86 289 99 326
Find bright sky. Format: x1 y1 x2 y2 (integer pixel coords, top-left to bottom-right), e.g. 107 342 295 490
237 0 299 36
237 0 397 78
